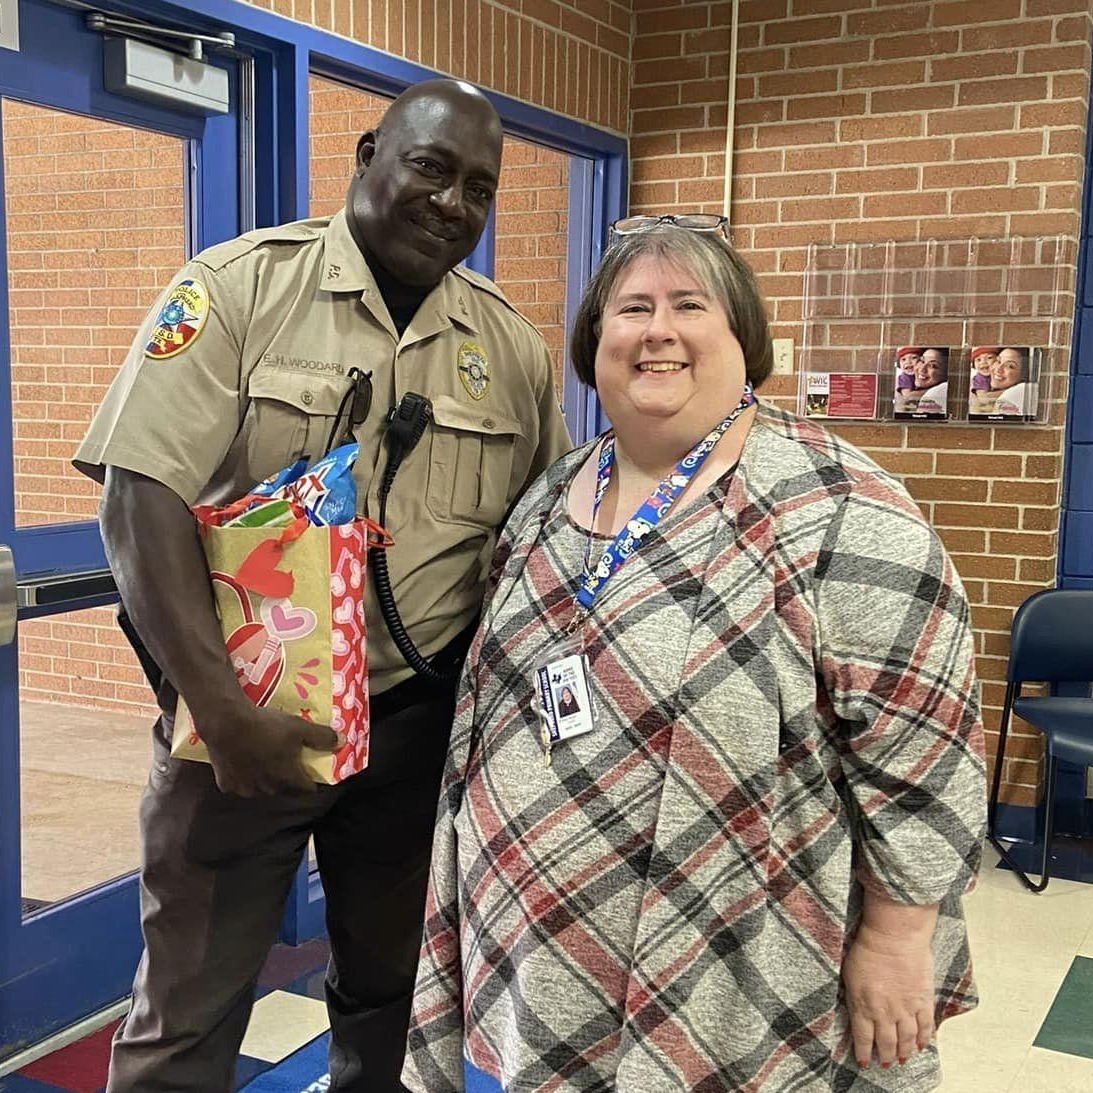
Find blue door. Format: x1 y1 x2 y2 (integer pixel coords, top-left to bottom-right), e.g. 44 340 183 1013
0 0 243 1058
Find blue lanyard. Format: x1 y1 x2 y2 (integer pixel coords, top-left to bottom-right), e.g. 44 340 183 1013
576 385 755 612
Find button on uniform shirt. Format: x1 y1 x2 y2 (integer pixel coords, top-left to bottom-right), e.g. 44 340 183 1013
74 210 572 695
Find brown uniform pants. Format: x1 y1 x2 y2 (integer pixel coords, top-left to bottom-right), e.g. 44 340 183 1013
106 682 457 1093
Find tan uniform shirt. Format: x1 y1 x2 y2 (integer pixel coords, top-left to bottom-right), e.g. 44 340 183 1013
75 210 572 694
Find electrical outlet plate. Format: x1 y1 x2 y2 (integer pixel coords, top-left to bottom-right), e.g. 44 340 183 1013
771 338 794 376
0 0 19 52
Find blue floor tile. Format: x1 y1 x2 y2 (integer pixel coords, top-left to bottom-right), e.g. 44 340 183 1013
236 1032 329 1092
234 1054 274 1090
282 967 327 1003
0 1076 76 1092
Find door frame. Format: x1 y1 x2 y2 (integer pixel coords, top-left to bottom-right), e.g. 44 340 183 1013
0 0 247 1058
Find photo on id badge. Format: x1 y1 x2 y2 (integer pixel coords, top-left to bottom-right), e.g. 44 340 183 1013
535 651 596 748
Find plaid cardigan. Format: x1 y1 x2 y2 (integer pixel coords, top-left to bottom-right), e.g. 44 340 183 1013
404 405 986 1093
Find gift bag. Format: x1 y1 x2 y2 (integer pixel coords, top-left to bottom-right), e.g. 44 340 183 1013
172 496 389 783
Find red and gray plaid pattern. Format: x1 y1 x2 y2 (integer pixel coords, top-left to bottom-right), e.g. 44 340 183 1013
404 405 985 1093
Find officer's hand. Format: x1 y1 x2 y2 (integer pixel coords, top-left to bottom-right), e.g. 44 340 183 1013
200 702 340 796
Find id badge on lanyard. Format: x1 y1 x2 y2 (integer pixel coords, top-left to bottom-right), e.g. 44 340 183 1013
531 385 755 768
532 639 597 767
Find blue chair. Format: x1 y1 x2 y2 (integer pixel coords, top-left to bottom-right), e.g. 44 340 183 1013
987 587 1093 892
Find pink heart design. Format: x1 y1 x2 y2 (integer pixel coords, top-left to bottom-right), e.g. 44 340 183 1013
260 598 317 641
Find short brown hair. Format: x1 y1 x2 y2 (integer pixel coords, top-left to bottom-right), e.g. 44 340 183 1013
569 226 774 391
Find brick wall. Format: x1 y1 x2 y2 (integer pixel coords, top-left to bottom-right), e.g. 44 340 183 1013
252 0 631 134
630 0 1093 807
493 141 571 392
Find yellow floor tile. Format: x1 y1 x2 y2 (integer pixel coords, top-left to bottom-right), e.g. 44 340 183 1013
934 846 1093 1092
239 990 330 1063
1007 1046 1093 1092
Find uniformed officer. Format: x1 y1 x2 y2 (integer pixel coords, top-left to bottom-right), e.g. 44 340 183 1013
74 78 571 1093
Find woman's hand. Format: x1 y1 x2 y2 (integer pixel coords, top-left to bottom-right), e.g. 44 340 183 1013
842 894 938 1071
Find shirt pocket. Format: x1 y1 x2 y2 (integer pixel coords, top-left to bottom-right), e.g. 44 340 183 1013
242 368 352 480
426 395 523 528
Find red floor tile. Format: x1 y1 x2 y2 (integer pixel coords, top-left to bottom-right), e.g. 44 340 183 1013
17 1018 120 1093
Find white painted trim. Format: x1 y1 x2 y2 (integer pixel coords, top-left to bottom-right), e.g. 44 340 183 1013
722 0 740 225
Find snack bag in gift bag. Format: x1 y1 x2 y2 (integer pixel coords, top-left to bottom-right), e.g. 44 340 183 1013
172 456 390 783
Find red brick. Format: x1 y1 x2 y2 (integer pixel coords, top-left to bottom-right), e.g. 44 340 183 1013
633 32 684 61
787 39 872 69
904 477 989 502
963 21 1054 51
875 31 960 60
842 61 927 89
1051 72 1090 101
1027 0 1091 13
1049 128 1086 155
737 48 790 74
927 106 1018 135
756 120 838 148
636 5 709 32
989 531 1057 556
633 56 708 85
787 144 865 170
791 0 868 12
866 138 953 166
764 15 843 45
931 52 1019 82
959 75 1050 107
758 69 839 97
1055 14 1093 41
787 93 869 121
1019 558 1058 582
862 192 948 217
935 0 1024 23
847 6 930 36
952 185 1040 214
1023 44 1090 74
632 105 707 132
1020 99 1088 127
953 132 1045 159
840 115 923 142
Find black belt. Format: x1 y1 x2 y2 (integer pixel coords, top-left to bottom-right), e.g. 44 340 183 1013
369 620 478 723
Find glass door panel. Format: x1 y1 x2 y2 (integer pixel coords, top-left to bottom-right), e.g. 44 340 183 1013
3 100 187 529
19 606 155 916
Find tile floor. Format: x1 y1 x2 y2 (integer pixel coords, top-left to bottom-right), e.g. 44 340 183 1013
3 844 1093 1092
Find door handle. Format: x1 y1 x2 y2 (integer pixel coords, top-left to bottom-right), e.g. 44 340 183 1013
0 545 15 646
17 568 117 609
0 558 119 647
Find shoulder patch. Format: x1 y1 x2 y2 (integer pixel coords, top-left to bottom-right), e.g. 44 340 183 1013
144 278 209 360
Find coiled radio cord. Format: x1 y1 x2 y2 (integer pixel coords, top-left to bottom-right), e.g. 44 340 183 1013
369 393 454 686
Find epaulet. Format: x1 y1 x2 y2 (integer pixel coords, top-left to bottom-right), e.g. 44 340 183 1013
192 218 327 273
451 265 540 333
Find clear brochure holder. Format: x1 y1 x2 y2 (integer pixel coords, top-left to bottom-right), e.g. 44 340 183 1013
796 237 1073 424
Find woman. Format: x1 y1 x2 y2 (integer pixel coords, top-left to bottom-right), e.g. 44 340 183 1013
403 220 985 1093
555 684 581 717
970 346 1035 417
895 347 948 415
